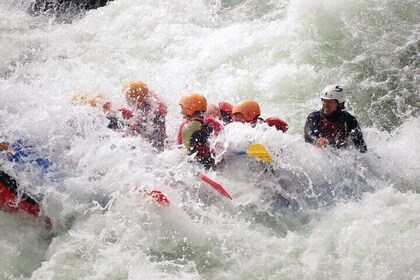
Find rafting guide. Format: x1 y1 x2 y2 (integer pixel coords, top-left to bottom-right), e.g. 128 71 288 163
304 85 368 153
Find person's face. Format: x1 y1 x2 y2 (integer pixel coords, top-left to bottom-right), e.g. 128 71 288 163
232 113 246 123
204 104 221 119
322 98 339 115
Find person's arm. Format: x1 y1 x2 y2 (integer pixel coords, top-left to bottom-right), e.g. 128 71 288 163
190 125 216 170
304 112 321 144
106 107 132 130
348 116 367 153
265 117 288 132
182 121 215 170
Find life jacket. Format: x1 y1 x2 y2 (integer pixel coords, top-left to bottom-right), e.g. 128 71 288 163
177 116 222 145
319 118 348 147
204 116 223 136
177 116 223 168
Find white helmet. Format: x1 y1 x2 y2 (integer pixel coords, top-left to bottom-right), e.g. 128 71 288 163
320 85 346 103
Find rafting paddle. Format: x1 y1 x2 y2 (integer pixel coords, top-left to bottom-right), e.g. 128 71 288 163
144 190 170 206
236 144 273 163
246 144 273 162
200 174 232 200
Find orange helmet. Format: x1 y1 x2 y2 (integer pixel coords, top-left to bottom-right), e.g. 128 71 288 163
232 100 261 122
179 93 207 116
71 91 88 105
123 81 150 105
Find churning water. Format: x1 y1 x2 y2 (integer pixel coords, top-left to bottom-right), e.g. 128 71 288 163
1 0 419 279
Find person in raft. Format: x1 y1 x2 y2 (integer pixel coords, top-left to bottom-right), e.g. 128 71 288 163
218 101 233 125
178 93 223 170
204 103 222 120
231 100 289 132
106 81 167 152
0 140 51 223
304 85 367 153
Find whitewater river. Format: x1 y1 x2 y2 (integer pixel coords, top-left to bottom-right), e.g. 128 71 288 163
1 0 419 279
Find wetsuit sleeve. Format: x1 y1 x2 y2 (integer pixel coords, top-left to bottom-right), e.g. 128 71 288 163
347 115 368 153
304 112 321 144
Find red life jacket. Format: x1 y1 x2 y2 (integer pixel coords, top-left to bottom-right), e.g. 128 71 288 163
204 116 223 136
177 116 224 168
319 118 347 146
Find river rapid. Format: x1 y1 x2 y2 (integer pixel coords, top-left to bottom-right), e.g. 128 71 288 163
1 0 419 279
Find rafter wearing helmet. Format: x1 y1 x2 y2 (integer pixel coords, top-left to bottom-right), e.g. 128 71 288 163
231 100 288 133
107 81 167 152
178 93 222 170
304 84 367 152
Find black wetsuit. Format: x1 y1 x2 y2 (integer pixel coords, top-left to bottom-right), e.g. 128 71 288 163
304 109 367 153
189 121 216 170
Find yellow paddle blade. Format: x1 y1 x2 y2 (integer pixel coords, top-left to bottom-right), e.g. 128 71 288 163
246 144 273 163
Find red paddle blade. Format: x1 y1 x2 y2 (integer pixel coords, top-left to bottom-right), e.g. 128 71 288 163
200 174 232 200
146 190 170 206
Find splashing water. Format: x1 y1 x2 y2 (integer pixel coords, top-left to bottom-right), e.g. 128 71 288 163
1 0 419 279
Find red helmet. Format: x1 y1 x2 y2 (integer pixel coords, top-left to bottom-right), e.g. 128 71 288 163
218 101 233 116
